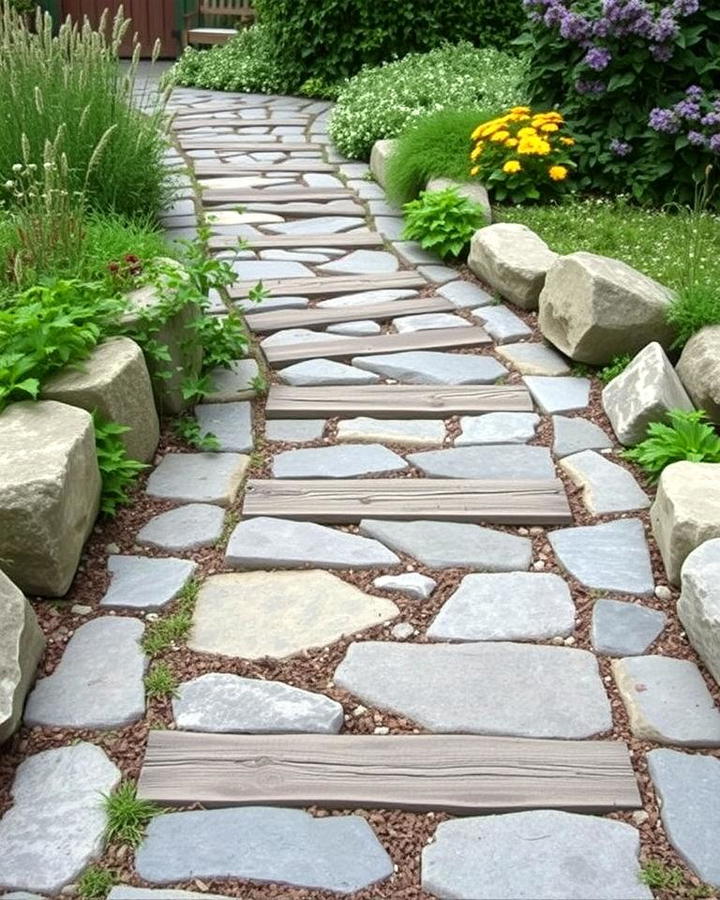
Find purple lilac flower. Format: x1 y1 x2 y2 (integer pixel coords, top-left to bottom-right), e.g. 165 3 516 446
672 0 699 15
651 10 680 42
575 79 607 94
651 43 674 62
593 17 611 37
701 112 720 128
710 134 720 154
674 99 702 120
687 131 708 147
649 107 680 133
685 85 704 101
559 11 592 40
584 46 612 70
610 138 632 156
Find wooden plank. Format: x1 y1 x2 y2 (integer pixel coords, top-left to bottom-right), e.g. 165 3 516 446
209 231 383 250
172 116 308 130
207 201 364 217
264 326 492 366
179 140 321 152
138 732 640 813
202 188 353 205
229 272 425 300
243 478 572 525
196 161 336 176
266 384 534 419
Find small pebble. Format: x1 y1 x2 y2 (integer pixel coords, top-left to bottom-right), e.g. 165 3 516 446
564 636 575 646
391 623 414 640
145 613 160 622
105 542 120 554
353 705 367 716
518 527 529 535
551 636 564 646
654 585 672 601
632 810 649 826
530 526 544 535
71 604 92 616
374 726 390 735
532 560 546 570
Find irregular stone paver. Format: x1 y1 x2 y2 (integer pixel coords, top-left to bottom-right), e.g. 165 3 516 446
524 375 591 413
393 241 438 265
319 250 399 274
279 358 380 386
678 538 720 684
273 443 408 478
318 289 417 308
456 412 539 445
336 417 445 447
647 749 720 888
134 807 393 893
393 313 468 333
353 351 507 385
591 598 667 656
100 555 197 610
472 305 532 344
247 295 308 312
437 280 493 308
334 641 611 738
0 743 121 894
136 503 225 551
375 216 405 240
360 519 532 570
266 418 326 441
226 517 399 569
205 359 260 401
422 810 651 900
496 341 570 376
560 450 650 515
408 445 555 480
373 573 437 599
24 617 146 729
195 401 253 453
552 415 613 458
549 518 654 595
427 573 575 642
173 673 343 734
189 571 398 659
146 453 249 506
261 249 331 263
417 264 458 284
327 319 381 336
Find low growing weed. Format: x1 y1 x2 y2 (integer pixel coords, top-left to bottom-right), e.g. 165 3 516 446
77 865 116 900
403 187 488 259
144 662 179 698
142 578 199 656
103 780 161 846
623 410 720 478
598 354 632 384
173 415 220 451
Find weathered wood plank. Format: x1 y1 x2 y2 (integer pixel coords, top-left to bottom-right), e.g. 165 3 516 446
196 161 336 176
209 232 383 250
207 201 364 217
202 188 353 205
266 384 534 418
172 116 309 130
242 478 572 524
179 139 321 152
138 732 640 813
229 272 425 300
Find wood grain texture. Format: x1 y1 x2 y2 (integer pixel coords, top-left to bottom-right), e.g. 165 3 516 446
242 479 572 524
179 140 321 152
229 272 425 300
137 732 641 813
210 232 383 250
172 117 309 130
209 201 364 217
196 162 336 176
202 188 354 204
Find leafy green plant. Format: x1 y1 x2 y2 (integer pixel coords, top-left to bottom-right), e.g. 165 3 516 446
144 662 179 698
598 354 632 384
77 865 116 900
103 780 161 847
94 416 148 516
640 861 684 891
623 410 720 478
402 187 488 259
173 415 220 451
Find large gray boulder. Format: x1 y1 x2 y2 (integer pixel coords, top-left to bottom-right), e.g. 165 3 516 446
369 139 397 189
539 252 675 364
41 337 159 462
0 570 44 744
426 177 491 224
0 401 101 596
468 223 557 310
677 326 720 425
678 539 720 686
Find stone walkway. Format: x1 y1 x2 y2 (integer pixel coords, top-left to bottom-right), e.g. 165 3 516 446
2 89 720 900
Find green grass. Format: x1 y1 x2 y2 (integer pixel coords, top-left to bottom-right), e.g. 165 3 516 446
141 578 200 656
103 780 161 847
144 662 179 699
77 865 116 900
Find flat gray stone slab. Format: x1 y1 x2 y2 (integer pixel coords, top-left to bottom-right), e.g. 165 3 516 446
318 289 417 309
260 249 331 263
266 418 326 441
226 517 399 569
375 216 405 240
393 241 438 265
437 280 493 308
273 443 408 478
231 260 314 280
146 453 249 506
591 599 667 656
334 641 611 738
262 328 348 348
417 264 458 284
279 358 380 386
205 359 260 401
136 503 226 551
327 319 382 336
353 351 507 385
135 807 393 893
456 413 539 445
422 810 651 900
497 341 570 376
408 445 555 480
373 573 436 599
472 305 532 344
427 573 575 642
319 250 399 274
647 749 720 888
172 673 343 734
612 655 720 746
100 555 197 610
552 415 613 458
524 375 591 413
0 743 121 894
265 216 366 234
337 417 446 447
549 519 654 595
195 401 253 453
560 450 650 515
360 519 532 570
393 313 468 333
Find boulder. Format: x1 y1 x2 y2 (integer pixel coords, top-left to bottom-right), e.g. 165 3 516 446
677 326 720 426
41 337 159 463
0 401 101 596
602 342 694 445
651 461 720 585
426 177 491 224
468 224 557 311
369 139 397 189
0 570 45 744
538 252 676 364
678 539 720 686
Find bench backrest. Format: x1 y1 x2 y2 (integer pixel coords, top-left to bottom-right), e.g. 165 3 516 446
199 1 255 19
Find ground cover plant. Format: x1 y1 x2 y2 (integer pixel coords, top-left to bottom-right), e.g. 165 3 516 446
403 187 488 258
623 409 720 475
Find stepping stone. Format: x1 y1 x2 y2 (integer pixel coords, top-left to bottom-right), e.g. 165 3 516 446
421 810 651 900
266 419 326 442
408 445 555 480
647 749 720 888
134 807 393 893
273 443 408 478
24 617 145 729
552 415 613 458
319 250 399 274
417 264 459 284
137 503 226 551
100 555 197 610
279 358 380 386
427 573 575 642
226 517 400 569
549 519 654 595
265 216 366 234
262 328 346 348
336 417 446 447
612 655 720 746
327 320 381 336
146 453 250 506
393 241 439 265
172 673 343 734
359 520 532 571
204 359 260 402
195 401 253 453
524 375 591 413
334 641 611 738
304 173 344 188
353 351 507 385
375 216 405 240
373 573 436 599
230 260 314 280
560 450 650 515
438 280 493 308
318 289 417 309
393 313 468 333
497 341 570 375
591 599 667 656
456 412 539 445
189 571 398 659
0 743 121 895
472 305 532 344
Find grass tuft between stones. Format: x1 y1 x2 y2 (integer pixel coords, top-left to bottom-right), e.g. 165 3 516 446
141 577 200 656
77 864 117 900
639 860 714 898
144 661 179 698
103 779 162 847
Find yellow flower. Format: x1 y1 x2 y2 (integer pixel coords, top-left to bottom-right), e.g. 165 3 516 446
505 137 519 148
470 143 484 160
510 106 531 115
549 165 569 181
518 137 551 156
517 126 537 137
560 136 575 146
491 130 511 142
503 160 522 174
470 165 480 176
540 122 559 133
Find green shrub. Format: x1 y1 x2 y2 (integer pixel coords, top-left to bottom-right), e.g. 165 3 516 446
402 187 488 259
329 44 526 160
623 410 720 476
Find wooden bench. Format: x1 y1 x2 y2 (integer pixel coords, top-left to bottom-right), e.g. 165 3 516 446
183 1 255 49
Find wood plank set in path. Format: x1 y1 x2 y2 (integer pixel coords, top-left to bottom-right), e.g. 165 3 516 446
229 272 426 299
138 732 641 814
197 161 337 176
202 188 354 205
179 140 322 152
209 232 384 250
172 116 309 130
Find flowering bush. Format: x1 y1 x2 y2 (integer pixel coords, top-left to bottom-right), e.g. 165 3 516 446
470 107 576 202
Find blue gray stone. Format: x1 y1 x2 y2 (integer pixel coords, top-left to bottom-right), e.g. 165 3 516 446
353 351 507 385
560 450 650 515
195 401 253 453
100 555 197 610
318 289 417 309
230 260 313 280
262 328 348 348
552 415 613 458
136 503 226 551
408 445 555 480
109 890 232 900
373 573 437 599
472 305 532 344
417 264 459 284
278 358 380 386
146 453 249 506
591 599 667 656
273 443 407 478
524 375 591 414
438 280 494 308
266 418 326 441
677 538 720 686
265 216 366 234
327 320 382 336
205 359 260 402
393 241 438 265
497 341 570 376
393 313 468 333
319 250 399 274
456 413 540 445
